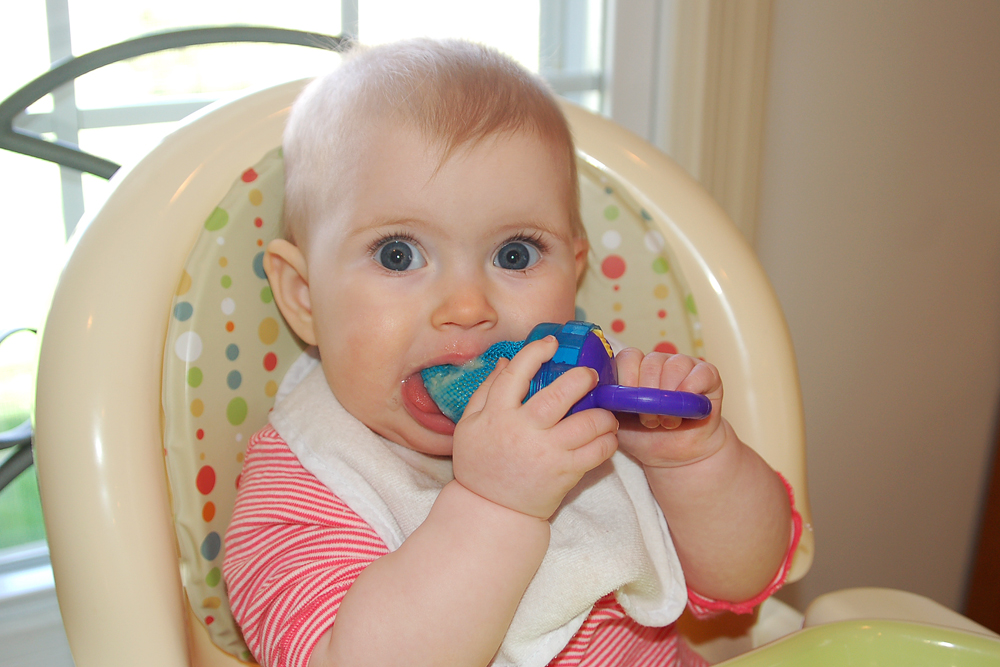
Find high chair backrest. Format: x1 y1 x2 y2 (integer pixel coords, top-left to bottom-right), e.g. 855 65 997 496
35 78 811 667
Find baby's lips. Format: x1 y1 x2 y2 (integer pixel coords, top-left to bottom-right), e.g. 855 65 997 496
401 373 457 436
402 373 443 415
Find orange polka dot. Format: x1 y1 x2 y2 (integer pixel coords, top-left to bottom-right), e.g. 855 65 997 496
225 321 235 332
219 257 228 267
202 502 216 522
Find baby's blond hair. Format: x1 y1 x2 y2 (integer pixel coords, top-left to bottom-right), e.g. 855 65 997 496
282 38 583 246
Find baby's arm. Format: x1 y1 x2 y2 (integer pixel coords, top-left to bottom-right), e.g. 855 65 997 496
615 349 792 604
309 337 619 667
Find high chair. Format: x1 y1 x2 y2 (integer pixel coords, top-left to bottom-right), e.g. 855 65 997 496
31 74 999 667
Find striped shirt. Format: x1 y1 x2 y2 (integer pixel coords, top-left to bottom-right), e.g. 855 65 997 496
224 427 799 667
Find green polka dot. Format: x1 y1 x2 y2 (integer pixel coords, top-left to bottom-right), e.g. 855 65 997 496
206 567 221 587
652 257 670 274
221 275 232 289
603 204 620 221
242 651 253 662
640 208 652 221
226 397 248 426
260 286 273 303
204 207 229 231
686 293 698 315
187 367 203 388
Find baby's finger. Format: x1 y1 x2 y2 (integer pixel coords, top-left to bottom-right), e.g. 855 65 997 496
523 365 599 428
614 347 644 387
640 352 695 391
556 409 619 470
484 336 559 406
674 360 723 400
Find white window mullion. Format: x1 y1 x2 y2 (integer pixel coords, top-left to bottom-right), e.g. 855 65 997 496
45 0 85 238
601 0 661 142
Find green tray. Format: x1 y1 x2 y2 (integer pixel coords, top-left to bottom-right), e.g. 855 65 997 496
721 620 1000 666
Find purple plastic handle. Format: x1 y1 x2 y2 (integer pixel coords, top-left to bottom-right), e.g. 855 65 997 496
573 384 712 419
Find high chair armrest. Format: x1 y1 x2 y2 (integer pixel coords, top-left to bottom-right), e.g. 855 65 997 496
804 587 999 638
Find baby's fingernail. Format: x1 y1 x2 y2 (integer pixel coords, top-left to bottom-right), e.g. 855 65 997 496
661 416 682 429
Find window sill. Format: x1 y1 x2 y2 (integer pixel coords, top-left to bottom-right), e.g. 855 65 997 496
0 542 75 667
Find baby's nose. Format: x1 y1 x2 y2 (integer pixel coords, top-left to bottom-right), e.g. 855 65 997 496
431 275 497 329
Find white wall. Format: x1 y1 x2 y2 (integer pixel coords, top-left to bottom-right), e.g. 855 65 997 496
755 1 1000 610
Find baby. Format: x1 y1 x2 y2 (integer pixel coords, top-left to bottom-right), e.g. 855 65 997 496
224 38 798 667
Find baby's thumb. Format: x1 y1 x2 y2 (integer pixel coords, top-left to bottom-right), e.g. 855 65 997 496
460 357 510 418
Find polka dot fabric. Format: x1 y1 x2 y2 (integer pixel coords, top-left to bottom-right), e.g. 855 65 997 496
163 148 305 663
575 159 705 359
161 147 704 663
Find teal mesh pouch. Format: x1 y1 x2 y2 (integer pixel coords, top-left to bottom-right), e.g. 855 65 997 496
420 340 525 422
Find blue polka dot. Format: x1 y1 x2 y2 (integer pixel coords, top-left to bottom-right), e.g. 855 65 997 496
227 370 242 390
173 302 193 321
226 343 240 361
575 305 587 321
201 532 221 561
252 251 266 279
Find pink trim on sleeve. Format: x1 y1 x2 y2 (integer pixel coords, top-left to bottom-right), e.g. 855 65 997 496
686 473 803 617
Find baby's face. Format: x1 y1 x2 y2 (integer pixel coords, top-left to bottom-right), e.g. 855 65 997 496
302 125 586 456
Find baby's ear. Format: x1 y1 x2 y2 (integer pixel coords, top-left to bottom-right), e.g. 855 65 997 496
264 239 318 346
573 236 589 283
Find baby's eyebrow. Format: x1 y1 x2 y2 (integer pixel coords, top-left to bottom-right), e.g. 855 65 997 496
343 215 428 239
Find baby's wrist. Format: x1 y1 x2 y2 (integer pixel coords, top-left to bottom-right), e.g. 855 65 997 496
447 478 555 527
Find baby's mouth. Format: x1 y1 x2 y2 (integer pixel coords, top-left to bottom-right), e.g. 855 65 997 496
401 373 456 435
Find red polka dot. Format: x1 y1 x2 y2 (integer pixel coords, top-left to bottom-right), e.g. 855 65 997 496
236 473 242 490
263 352 278 372
241 168 258 183
611 319 626 333
601 255 626 279
206 616 215 625
254 217 263 228
196 429 204 440
196 465 216 495
613 284 620 291
654 342 678 354
657 310 667 318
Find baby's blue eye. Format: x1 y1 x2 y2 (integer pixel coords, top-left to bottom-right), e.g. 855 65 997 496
494 241 540 271
376 239 426 271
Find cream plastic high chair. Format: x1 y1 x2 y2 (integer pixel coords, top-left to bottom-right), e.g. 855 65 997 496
32 76 999 667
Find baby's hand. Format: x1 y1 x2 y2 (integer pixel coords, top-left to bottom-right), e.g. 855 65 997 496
452 336 619 520
614 348 727 468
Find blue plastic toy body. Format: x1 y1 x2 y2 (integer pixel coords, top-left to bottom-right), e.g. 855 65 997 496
421 321 712 423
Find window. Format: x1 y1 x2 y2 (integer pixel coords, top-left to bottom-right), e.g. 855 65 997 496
0 0 606 546
0 3 607 661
